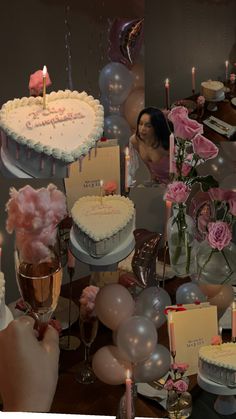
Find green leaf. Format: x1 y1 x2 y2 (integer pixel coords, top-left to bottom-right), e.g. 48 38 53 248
189 175 219 191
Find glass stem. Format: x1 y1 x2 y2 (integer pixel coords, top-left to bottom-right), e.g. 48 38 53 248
84 344 90 364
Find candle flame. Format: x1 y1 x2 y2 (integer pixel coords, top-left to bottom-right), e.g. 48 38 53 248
225 60 229 67
165 200 172 209
126 369 131 379
125 147 130 157
0 233 3 246
43 65 47 76
233 301 236 311
165 78 169 86
192 66 195 73
100 179 104 187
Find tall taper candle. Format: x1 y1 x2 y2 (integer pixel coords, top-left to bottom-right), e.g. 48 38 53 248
126 370 132 419
191 67 196 94
169 313 176 353
169 133 175 174
232 301 236 342
42 65 47 110
125 147 130 192
225 60 229 82
100 179 104 205
165 78 170 110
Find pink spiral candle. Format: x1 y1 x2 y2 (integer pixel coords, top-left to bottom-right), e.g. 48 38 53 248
126 370 132 419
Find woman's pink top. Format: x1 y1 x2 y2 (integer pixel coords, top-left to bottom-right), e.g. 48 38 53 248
146 155 170 184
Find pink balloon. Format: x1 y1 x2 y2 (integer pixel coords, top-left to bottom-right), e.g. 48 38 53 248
131 63 144 89
198 284 223 298
92 345 132 385
208 285 234 318
123 88 145 130
95 284 135 330
108 18 144 68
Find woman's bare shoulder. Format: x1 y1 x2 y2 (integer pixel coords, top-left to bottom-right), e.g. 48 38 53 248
130 134 138 146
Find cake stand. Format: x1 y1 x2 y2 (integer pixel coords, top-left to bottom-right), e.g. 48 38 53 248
206 92 225 112
69 227 135 272
0 148 32 178
197 372 236 415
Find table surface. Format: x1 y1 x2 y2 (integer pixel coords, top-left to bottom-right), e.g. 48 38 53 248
191 89 236 143
51 274 201 417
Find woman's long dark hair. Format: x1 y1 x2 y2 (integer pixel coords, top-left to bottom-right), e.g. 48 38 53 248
136 107 172 150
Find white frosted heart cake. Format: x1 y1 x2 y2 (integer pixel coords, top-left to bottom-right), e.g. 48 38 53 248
199 342 236 387
71 195 135 258
0 272 6 330
0 90 104 178
201 80 224 101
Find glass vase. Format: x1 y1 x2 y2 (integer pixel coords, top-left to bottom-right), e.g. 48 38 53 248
166 390 192 419
196 240 236 285
167 204 197 277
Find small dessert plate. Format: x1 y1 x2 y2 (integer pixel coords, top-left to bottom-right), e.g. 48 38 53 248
231 97 236 107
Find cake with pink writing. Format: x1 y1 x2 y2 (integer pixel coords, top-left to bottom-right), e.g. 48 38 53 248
199 342 236 387
71 195 135 258
0 90 104 178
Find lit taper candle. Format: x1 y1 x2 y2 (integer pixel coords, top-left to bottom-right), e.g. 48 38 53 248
42 65 47 109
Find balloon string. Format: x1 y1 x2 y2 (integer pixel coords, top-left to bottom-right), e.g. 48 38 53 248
65 3 73 90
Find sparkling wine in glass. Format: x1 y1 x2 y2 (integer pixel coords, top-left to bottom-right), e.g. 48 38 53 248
15 249 62 326
76 311 99 384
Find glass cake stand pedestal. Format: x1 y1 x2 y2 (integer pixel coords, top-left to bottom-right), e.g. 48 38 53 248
197 372 236 415
69 227 135 272
0 148 32 178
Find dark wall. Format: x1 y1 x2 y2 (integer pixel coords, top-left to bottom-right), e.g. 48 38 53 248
145 0 236 108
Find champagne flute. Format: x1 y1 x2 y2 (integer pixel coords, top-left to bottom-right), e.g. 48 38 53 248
15 247 62 336
76 309 99 384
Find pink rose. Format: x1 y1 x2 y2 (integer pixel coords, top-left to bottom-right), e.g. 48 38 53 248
230 73 236 83
29 69 52 96
197 95 205 107
192 134 219 160
164 379 175 391
168 106 189 122
227 191 236 216
104 181 117 195
172 116 203 140
174 379 188 393
173 161 192 177
207 221 232 251
208 188 228 202
211 335 222 345
164 181 191 204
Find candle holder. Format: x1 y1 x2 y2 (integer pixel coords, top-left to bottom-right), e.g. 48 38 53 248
60 266 81 350
116 383 136 419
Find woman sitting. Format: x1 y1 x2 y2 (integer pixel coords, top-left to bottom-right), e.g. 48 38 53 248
129 107 171 185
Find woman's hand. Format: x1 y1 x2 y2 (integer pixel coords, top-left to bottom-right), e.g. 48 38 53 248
0 316 59 412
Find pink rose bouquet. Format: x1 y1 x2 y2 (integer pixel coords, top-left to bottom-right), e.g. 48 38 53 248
5 184 67 264
197 187 236 284
164 361 190 415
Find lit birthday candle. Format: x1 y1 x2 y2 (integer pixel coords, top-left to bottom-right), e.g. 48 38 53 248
42 65 47 109
225 60 229 82
165 78 170 110
126 369 132 419
191 67 196 94
100 179 104 205
125 147 130 192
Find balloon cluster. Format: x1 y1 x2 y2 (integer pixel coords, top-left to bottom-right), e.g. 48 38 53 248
176 281 234 319
92 284 171 385
99 18 144 150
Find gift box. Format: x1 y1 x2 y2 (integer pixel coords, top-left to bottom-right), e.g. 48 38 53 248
166 303 218 375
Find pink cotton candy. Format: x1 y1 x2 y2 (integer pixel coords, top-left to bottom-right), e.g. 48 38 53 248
168 106 189 122
173 116 203 140
6 184 67 264
192 134 218 160
104 181 117 195
79 285 100 318
29 69 52 96
211 335 222 345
